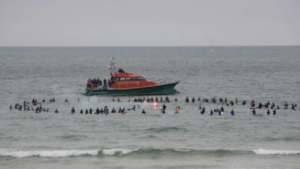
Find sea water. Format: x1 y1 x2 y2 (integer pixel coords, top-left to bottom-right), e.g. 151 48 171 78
0 46 300 169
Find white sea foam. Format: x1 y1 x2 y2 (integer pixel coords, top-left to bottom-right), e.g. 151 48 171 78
253 148 300 155
0 149 98 158
102 148 137 155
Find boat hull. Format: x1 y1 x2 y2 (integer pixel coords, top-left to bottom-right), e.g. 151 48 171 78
85 81 179 96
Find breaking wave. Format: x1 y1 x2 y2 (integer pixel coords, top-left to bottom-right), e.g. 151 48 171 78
0 148 299 158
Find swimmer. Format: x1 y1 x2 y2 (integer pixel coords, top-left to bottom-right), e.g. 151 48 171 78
175 107 179 114
231 109 235 116
185 97 189 103
71 107 75 114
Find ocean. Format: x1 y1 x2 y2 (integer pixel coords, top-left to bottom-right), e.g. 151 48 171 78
0 46 299 169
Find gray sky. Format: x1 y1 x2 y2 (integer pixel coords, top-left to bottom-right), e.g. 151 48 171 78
0 0 299 46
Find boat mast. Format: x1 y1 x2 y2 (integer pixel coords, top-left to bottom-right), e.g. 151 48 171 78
110 57 116 75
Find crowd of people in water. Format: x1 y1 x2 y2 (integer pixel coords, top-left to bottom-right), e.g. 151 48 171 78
9 96 299 115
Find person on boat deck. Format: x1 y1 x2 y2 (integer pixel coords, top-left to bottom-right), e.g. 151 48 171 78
210 110 214 115
9 104 13 110
192 97 195 103
80 109 83 114
65 98 69 102
85 109 88 114
111 108 116 113
132 105 136 110
273 109 276 115
174 98 178 101
103 79 107 86
89 108 93 114
55 109 59 113
96 108 100 114
118 68 125 73
267 109 270 115
108 78 113 87
142 109 146 114
277 105 280 109
242 100 247 105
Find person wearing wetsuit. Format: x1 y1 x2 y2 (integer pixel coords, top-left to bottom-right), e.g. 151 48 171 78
185 97 189 103
162 104 166 110
252 108 256 115
71 107 75 114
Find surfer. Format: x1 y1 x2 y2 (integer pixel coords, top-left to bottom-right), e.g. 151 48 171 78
252 108 256 115
77 98 80 102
